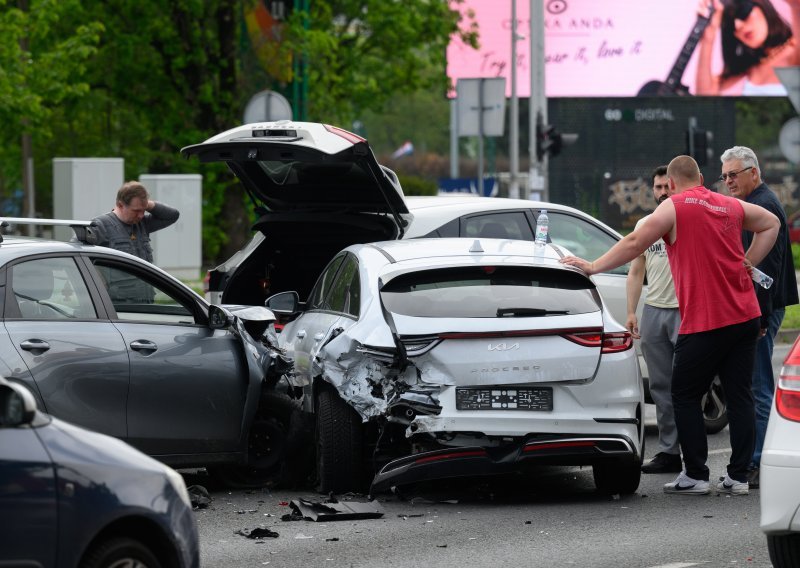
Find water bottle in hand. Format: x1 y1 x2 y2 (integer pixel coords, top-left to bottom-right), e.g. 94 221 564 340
751 266 774 289
535 209 549 248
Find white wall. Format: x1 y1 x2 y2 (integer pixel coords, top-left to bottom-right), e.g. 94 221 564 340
52 158 124 240
140 174 203 280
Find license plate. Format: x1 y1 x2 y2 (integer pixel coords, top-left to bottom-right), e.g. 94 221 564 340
456 387 553 411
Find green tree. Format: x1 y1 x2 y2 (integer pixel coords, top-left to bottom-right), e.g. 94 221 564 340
3 0 476 266
0 0 102 211
282 0 477 124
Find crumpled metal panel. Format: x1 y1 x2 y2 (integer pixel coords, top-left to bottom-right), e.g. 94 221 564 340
312 331 449 422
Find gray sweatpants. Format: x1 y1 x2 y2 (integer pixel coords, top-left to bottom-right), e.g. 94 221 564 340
641 304 681 455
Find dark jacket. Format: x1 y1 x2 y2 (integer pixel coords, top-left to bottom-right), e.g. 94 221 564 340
741 183 799 326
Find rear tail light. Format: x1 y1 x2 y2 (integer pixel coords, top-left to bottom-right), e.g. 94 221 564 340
323 124 365 144
414 449 488 465
562 331 632 353
776 364 800 422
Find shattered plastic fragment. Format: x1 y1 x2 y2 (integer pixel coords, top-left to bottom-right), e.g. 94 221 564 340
236 527 279 539
187 485 212 509
295 534 314 539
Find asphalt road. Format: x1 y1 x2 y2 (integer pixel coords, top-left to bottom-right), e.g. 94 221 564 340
191 342 793 567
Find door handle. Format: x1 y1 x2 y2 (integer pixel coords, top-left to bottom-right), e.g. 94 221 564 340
130 340 158 352
296 330 306 338
314 332 325 341
20 339 50 352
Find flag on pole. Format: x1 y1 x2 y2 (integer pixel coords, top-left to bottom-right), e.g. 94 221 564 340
391 140 414 159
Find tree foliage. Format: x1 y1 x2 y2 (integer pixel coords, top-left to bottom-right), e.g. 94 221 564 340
282 0 477 124
0 0 477 265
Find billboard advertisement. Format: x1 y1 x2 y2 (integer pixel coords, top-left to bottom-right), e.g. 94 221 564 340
447 0 800 98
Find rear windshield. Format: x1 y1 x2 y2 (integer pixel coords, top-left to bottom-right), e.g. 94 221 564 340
380 266 600 318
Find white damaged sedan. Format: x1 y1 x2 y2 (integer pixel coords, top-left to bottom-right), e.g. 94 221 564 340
267 238 644 495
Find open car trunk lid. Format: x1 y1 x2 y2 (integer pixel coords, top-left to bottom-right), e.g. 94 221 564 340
181 122 410 236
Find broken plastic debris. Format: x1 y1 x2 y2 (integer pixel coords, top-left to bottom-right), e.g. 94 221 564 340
236 527 279 539
295 534 314 539
289 498 384 522
187 485 212 509
398 513 425 519
325 537 340 542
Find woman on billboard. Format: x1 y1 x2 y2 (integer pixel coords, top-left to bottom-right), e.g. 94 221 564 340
695 0 800 95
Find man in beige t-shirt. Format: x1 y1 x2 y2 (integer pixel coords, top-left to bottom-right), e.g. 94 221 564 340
626 166 682 474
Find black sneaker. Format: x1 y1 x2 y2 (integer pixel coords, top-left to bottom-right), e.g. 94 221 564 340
747 466 760 489
641 452 683 474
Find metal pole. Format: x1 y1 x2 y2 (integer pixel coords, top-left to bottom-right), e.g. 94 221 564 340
450 98 459 178
529 0 547 201
478 79 484 197
509 0 520 199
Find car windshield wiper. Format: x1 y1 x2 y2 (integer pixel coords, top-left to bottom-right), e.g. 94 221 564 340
496 307 569 317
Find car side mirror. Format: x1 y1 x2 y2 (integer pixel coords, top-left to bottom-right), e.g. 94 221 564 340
0 380 37 427
266 291 300 315
208 305 233 329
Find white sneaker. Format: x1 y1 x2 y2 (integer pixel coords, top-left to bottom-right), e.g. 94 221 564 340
663 471 711 495
716 474 749 495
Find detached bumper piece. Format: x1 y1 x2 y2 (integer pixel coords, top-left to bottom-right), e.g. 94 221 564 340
370 436 636 494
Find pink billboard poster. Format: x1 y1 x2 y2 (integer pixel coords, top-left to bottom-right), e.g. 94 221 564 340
447 0 800 97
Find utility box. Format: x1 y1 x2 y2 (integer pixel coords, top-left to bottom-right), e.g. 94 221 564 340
140 174 202 281
52 158 124 240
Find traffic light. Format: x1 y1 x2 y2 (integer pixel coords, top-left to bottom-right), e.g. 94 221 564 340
536 122 578 160
685 126 714 166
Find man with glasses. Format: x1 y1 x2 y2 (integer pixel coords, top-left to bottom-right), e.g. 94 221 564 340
719 145 798 489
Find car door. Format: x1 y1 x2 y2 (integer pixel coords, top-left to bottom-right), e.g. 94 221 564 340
282 253 361 384
0 421 57 567
283 254 346 384
86 256 248 458
2 256 130 438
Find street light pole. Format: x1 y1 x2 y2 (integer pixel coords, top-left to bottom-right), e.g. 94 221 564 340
509 0 520 199
528 0 547 201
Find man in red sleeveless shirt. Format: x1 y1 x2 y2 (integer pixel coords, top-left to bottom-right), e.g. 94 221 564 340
561 155 779 496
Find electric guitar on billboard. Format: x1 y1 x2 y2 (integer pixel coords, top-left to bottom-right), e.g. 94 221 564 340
637 4 716 96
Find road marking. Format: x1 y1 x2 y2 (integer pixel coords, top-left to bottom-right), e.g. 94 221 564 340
645 563 709 568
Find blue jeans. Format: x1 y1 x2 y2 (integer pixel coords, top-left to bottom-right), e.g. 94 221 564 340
752 308 785 466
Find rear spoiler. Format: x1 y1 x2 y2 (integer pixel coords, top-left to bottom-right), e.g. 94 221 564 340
0 217 96 243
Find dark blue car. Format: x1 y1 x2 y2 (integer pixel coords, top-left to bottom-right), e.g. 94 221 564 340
0 377 199 568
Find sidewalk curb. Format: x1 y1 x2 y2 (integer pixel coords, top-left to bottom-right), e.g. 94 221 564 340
777 328 799 344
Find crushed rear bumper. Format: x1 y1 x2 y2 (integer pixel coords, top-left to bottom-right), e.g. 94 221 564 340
370 435 639 494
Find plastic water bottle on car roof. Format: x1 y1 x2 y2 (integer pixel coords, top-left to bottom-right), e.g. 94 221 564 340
534 209 549 253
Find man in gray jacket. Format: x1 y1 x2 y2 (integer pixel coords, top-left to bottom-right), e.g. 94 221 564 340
90 181 179 304
90 181 179 263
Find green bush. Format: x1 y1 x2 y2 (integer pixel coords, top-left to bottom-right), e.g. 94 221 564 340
398 175 438 196
793 243 800 270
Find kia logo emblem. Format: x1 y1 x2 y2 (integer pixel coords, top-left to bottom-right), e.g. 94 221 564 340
488 342 520 351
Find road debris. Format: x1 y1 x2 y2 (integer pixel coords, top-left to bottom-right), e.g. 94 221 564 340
235 527 279 539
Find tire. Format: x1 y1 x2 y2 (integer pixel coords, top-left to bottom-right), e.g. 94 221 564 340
702 376 728 435
316 384 363 494
768 533 800 568
593 460 642 495
208 391 299 489
81 536 162 568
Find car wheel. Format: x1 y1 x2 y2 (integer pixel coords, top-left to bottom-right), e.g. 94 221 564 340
702 376 728 435
316 384 363 494
767 533 800 567
208 391 299 489
82 536 162 568
593 460 642 495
